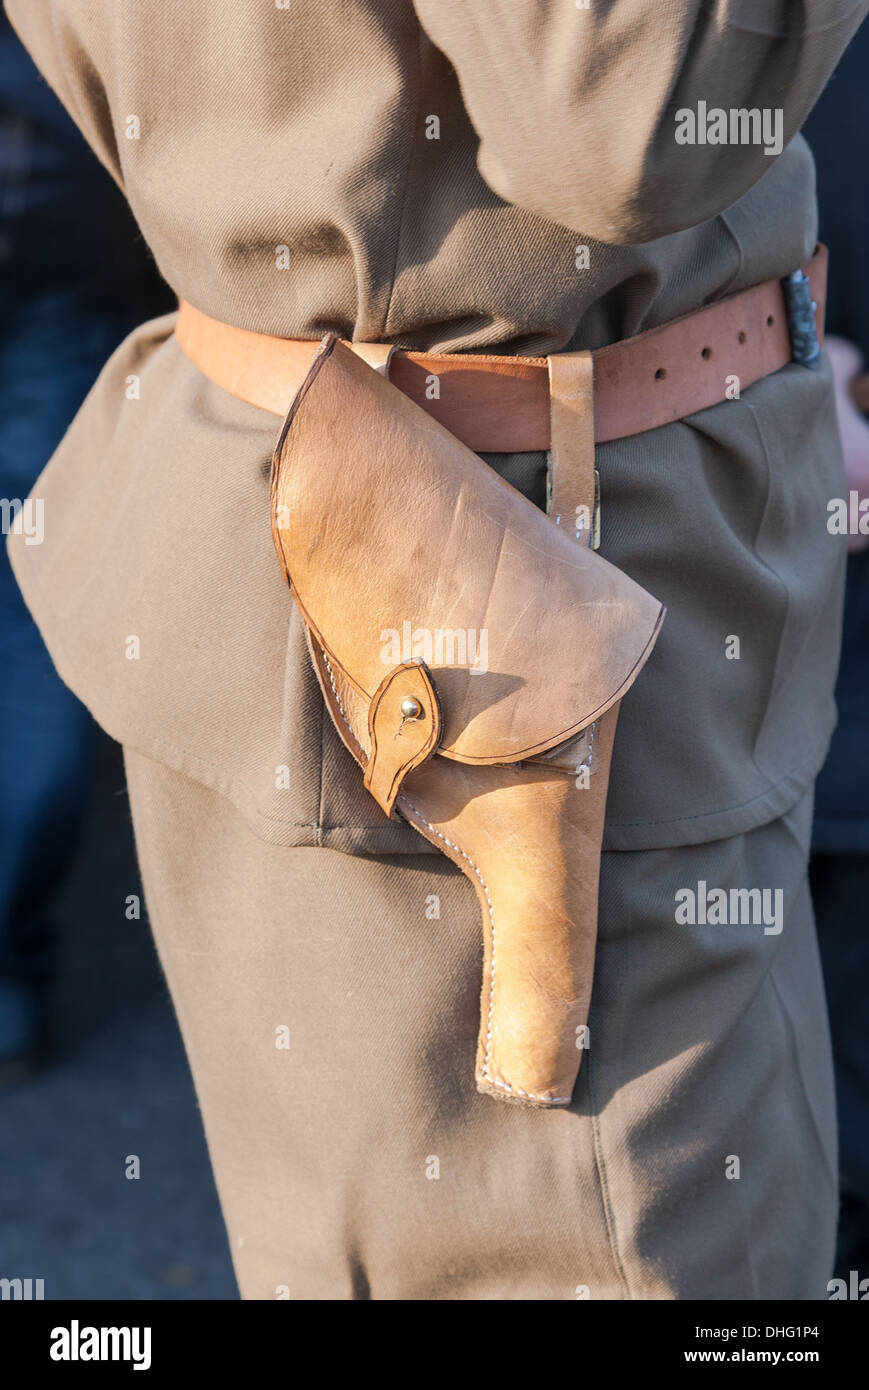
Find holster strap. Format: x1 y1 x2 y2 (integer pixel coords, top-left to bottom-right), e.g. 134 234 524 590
547 350 596 544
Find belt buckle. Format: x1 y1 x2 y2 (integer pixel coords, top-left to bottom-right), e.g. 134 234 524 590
781 269 821 370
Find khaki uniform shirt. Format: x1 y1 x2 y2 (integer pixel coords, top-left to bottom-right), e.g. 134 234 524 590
6 0 866 853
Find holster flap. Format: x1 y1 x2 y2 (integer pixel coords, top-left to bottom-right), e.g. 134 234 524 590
271 336 664 766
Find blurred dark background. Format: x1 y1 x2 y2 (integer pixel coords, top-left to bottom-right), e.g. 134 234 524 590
1 12 867 1300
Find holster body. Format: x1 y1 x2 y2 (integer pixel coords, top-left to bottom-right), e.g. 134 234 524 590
271 336 664 1107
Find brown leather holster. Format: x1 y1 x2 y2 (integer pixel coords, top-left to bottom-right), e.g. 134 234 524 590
271 335 665 1108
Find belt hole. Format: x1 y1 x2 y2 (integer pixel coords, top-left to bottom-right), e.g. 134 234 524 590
701 346 712 360
766 314 774 327
737 330 747 344
654 367 666 380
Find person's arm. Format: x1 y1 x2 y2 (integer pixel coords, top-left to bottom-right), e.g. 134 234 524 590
412 0 868 243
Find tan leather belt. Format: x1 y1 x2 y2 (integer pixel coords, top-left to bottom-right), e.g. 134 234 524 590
176 245 827 452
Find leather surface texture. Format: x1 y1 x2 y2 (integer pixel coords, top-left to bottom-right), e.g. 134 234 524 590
271 338 664 766
271 337 664 1106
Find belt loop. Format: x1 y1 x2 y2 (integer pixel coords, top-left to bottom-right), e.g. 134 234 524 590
546 350 597 547
350 342 396 378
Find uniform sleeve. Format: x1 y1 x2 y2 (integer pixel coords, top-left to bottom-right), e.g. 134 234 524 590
3 0 124 188
411 0 869 244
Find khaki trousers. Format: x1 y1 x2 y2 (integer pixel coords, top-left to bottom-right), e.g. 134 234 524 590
124 747 836 1300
